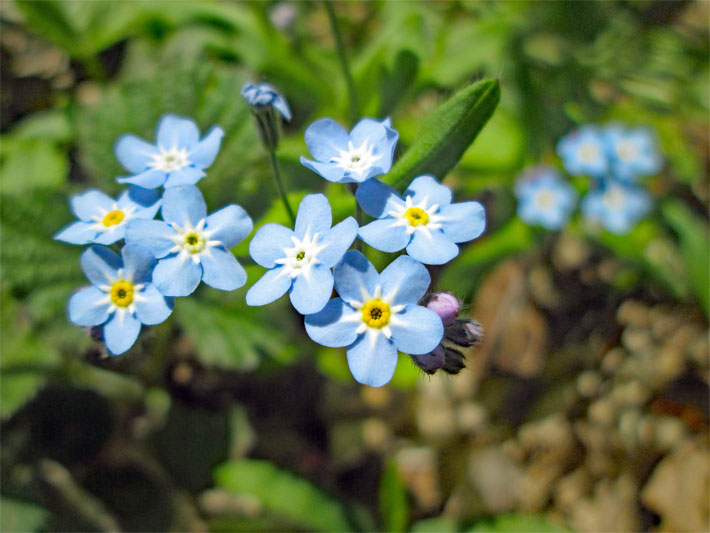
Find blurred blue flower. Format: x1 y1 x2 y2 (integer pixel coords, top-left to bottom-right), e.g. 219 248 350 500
247 194 357 314
355 175 486 265
300 117 398 183
305 251 444 387
557 125 608 177
603 124 662 181
125 185 252 296
68 245 173 355
54 187 160 245
241 82 292 121
515 167 577 230
115 114 224 189
581 182 652 234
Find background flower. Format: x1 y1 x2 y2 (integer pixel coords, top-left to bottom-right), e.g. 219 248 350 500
515 167 577 230
241 82 292 121
557 125 608 177
603 124 662 181
581 182 652 234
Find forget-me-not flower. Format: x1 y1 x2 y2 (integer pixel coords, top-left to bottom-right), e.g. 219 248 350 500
125 185 252 297
241 82 292 121
305 251 444 387
247 194 358 314
603 124 662 181
68 245 173 355
557 125 608 177
115 114 224 189
515 167 577 230
54 187 160 245
300 117 398 184
355 176 486 265
581 182 652 234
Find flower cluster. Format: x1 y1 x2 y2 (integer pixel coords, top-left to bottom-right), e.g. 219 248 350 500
57 115 252 355
515 123 661 234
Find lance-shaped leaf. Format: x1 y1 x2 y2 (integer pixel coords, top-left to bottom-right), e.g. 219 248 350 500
384 78 500 189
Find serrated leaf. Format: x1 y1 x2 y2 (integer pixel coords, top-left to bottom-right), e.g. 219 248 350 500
214 459 353 532
384 79 500 189
379 460 410 532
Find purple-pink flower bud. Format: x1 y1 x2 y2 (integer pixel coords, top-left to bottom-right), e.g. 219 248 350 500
410 345 446 374
425 291 460 326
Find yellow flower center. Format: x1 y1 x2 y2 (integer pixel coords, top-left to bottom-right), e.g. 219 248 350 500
361 299 391 329
102 210 125 226
296 251 306 261
110 281 134 307
404 207 429 226
184 232 205 253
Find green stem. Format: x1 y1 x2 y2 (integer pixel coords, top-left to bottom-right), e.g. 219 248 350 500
324 0 359 124
268 149 296 225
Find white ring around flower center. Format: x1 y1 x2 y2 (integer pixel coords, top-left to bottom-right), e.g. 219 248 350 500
344 285 406 341
331 140 383 176
96 267 147 324
603 187 626 210
386 195 443 236
149 146 191 172
616 140 638 161
168 218 221 264
274 231 326 279
534 190 557 210
578 143 600 164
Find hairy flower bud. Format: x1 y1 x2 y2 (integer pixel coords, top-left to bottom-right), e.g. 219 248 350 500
442 346 466 374
409 345 446 374
424 291 460 326
445 318 483 348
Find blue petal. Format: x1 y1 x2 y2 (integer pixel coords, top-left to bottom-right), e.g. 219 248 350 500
349 118 398 174
318 217 359 267
300 157 347 183
295 193 332 239
54 221 96 245
114 134 158 174
333 250 378 306
103 312 141 355
358 219 409 253
406 230 459 265
124 220 176 259
81 246 121 286
92 226 125 245
346 330 398 387
163 166 206 188
200 247 247 291
304 118 349 162
355 178 404 217
272 96 292 121
71 189 114 221
161 185 207 226
379 255 431 305
389 305 443 355
404 175 452 207
68 286 110 326
153 255 203 297
117 169 167 189
304 298 360 347
188 126 224 168
246 267 292 306
438 201 486 243
121 244 157 285
156 114 200 150
249 223 294 268
121 186 160 209
289 264 333 315
205 204 253 248
134 284 173 325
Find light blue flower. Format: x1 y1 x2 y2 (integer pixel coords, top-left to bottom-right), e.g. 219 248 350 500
68 245 173 355
115 114 224 189
247 194 358 314
355 176 486 265
125 185 252 297
603 124 662 181
241 82 292 121
581 182 652 234
305 251 444 387
300 117 398 183
515 167 577 230
557 125 608 177
54 187 160 245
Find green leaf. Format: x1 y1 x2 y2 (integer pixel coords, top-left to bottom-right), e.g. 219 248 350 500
0 498 50 533
0 138 68 195
411 516 459 533
384 79 500 189
467 513 569 532
214 459 353 532
661 201 710 316
379 460 410 532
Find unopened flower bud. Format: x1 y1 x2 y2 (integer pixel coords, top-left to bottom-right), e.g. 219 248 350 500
424 291 460 326
442 346 466 374
409 345 445 374
445 318 483 348
241 82 291 151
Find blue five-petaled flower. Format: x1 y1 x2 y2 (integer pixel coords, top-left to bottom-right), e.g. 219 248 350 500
300 117 398 183
515 167 577 230
247 194 358 314
603 124 662 182
125 185 253 297
305 251 444 387
581 182 652 235
54 187 160 245
115 114 224 189
557 125 608 178
68 245 174 355
241 82 292 121
356 175 486 265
